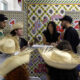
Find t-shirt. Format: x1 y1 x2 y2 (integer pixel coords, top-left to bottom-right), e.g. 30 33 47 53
43 30 60 43
64 27 79 53
19 38 28 49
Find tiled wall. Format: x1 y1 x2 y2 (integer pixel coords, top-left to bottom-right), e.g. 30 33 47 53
24 1 80 43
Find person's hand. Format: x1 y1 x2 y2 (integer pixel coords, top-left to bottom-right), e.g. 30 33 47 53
51 43 57 46
20 46 27 51
61 32 64 40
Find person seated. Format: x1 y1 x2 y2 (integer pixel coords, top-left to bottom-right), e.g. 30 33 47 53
43 21 60 45
0 36 32 80
0 36 19 80
39 40 79 80
47 40 79 80
10 22 28 51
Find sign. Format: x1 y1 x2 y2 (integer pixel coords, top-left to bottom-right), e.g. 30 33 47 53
73 20 80 30
9 19 16 27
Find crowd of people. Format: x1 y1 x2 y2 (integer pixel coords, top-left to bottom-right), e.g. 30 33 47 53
0 13 80 80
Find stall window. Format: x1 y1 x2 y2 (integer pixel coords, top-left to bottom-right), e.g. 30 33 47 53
0 0 8 10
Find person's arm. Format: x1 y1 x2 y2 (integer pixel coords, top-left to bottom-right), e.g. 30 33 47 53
43 35 50 45
57 35 60 43
60 32 64 40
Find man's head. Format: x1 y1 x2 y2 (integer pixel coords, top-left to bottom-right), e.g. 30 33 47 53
0 14 8 29
59 15 73 29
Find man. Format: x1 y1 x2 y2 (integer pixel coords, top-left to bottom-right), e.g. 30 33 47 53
59 15 79 53
77 21 80 39
0 14 8 37
0 14 8 79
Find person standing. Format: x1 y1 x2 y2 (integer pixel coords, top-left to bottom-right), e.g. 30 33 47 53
46 40 78 80
0 14 8 37
59 15 79 53
0 36 30 80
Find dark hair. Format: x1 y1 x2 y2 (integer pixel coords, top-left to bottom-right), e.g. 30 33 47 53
79 21 80 26
47 21 57 37
10 29 17 36
56 40 72 51
0 14 8 22
59 15 73 24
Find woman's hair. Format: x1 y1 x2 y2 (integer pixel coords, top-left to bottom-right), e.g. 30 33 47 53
47 21 57 36
56 40 72 51
10 29 17 36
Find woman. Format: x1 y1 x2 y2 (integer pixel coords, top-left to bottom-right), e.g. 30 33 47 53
43 21 60 45
10 22 28 51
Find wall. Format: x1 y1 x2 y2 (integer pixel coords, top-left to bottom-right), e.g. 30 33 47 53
26 0 80 4
24 0 80 44
0 11 27 38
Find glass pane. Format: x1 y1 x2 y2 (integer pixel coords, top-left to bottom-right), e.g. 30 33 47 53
3 3 8 10
0 2 4 10
0 0 8 10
